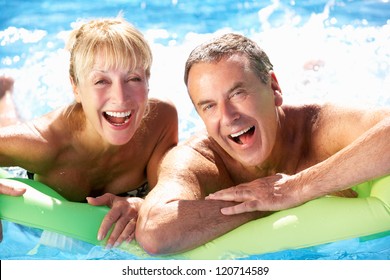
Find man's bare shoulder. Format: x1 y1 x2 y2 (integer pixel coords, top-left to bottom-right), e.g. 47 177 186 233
159 131 233 192
313 103 390 133
290 103 390 157
180 131 224 164
283 102 389 131
282 103 322 115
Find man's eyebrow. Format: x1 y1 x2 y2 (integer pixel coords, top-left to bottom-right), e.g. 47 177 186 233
196 99 213 108
196 81 245 107
228 81 245 94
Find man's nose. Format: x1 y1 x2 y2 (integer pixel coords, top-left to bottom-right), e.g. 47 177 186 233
220 101 240 126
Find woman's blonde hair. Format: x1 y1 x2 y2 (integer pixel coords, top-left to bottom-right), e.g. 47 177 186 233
67 17 152 85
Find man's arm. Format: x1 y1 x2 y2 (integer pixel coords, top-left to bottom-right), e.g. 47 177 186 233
135 140 266 255
298 108 390 199
207 106 390 213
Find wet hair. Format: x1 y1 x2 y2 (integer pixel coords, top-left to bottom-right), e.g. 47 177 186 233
67 17 152 85
184 33 273 85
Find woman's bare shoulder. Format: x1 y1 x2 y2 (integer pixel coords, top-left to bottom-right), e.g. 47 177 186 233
148 98 178 119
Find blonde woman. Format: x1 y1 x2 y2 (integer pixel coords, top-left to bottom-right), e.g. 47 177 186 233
0 17 178 248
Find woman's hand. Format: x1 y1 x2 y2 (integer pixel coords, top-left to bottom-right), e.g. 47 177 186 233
0 181 26 242
0 181 26 196
87 193 143 249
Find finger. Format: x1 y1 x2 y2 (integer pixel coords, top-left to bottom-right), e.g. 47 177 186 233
207 187 253 202
97 208 121 242
106 216 135 248
220 200 261 215
126 232 135 243
87 193 114 207
220 204 246 215
0 184 26 196
206 191 236 200
111 218 136 247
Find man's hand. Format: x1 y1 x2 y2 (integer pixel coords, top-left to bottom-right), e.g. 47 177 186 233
206 173 300 214
206 173 357 215
87 193 143 249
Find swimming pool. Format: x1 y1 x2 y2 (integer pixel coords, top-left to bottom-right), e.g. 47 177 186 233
1 0 390 260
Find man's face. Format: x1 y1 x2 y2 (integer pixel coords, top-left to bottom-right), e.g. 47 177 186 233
187 54 281 167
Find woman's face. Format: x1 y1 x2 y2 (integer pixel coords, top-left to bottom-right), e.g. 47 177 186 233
73 54 149 146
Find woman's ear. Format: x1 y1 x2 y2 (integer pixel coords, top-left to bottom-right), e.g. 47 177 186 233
270 71 283 106
70 76 81 103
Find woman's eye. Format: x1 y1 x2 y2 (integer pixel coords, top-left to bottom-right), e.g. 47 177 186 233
128 76 142 82
94 79 108 85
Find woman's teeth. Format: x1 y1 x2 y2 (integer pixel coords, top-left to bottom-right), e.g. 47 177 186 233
103 111 132 126
105 111 131 118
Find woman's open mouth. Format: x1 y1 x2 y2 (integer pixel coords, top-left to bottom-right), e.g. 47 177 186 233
103 111 132 126
228 126 255 145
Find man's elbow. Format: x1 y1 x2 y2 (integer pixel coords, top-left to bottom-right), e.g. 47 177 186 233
135 227 168 255
135 209 176 256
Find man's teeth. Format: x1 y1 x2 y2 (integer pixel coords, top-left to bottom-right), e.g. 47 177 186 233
230 127 252 138
105 111 131 118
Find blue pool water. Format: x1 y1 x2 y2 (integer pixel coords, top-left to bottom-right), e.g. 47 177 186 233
1 0 390 259
1 221 390 260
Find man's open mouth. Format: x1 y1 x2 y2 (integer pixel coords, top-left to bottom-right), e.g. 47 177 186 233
103 111 132 126
229 126 255 144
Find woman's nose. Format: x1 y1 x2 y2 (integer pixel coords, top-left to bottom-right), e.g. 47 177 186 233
111 82 127 103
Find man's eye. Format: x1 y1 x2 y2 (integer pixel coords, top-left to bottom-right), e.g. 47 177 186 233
230 90 247 100
232 91 242 97
203 104 214 111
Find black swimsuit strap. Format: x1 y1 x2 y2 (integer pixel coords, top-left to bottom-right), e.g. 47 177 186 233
26 171 34 180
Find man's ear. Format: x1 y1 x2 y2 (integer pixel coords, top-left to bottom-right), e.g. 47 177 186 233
70 76 81 103
270 71 283 106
